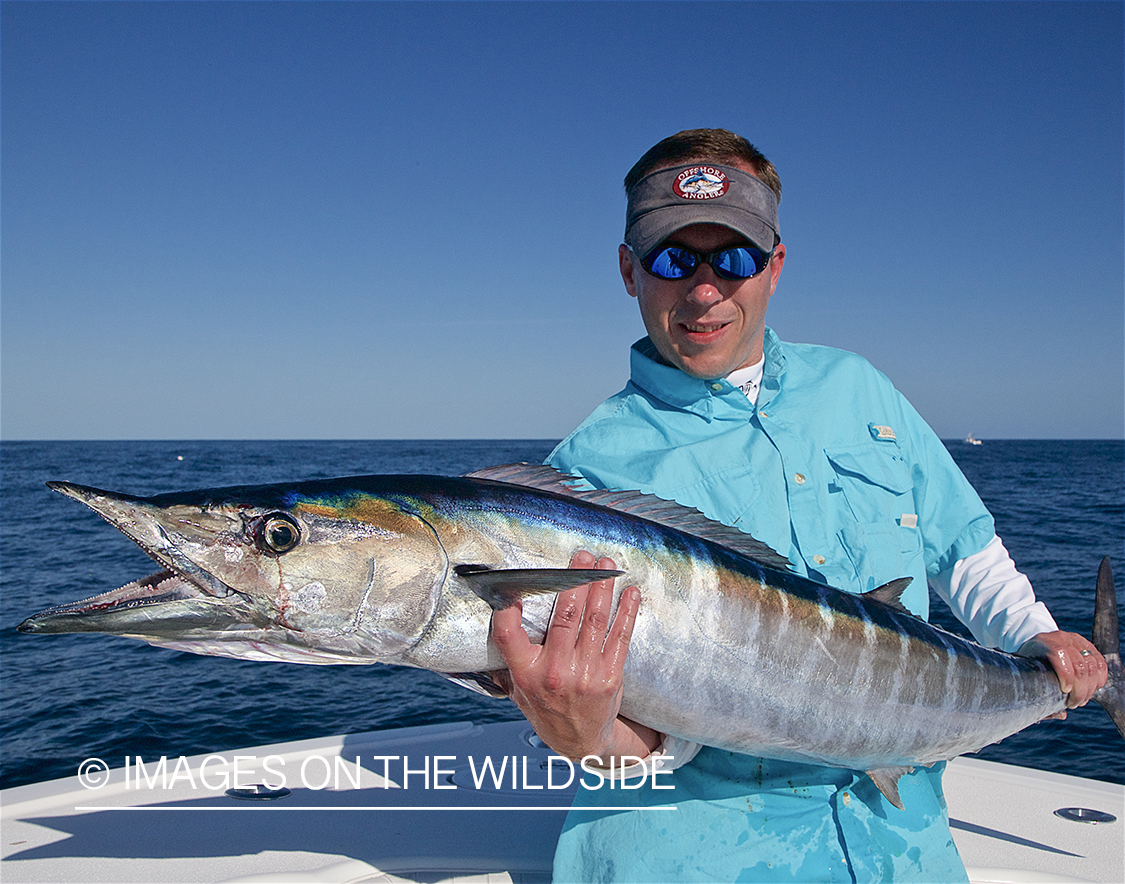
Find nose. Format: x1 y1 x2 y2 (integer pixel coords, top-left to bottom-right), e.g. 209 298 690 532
685 263 724 307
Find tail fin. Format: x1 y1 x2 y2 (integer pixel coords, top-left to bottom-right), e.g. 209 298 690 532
1091 557 1125 738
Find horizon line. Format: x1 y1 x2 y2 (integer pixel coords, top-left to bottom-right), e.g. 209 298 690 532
2 437 1123 444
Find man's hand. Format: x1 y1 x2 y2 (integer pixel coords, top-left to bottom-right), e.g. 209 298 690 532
490 550 660 763
1018 631 1108 716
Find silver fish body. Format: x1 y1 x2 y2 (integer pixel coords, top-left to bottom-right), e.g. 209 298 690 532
19 464 1124 807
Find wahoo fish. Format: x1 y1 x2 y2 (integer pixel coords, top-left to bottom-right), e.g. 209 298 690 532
18 463 1125 808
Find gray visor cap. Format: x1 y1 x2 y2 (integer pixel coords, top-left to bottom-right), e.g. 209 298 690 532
624 163 779 258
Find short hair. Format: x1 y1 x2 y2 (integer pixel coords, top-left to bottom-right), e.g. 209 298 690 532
624 129 782 205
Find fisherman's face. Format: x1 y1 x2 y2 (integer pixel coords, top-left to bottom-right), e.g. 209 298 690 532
620 222 785 380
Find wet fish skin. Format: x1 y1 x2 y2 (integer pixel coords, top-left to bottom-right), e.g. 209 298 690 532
18 464 1125 808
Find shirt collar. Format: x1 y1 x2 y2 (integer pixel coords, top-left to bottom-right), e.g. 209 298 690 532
760 326 786 399
629 328 787 417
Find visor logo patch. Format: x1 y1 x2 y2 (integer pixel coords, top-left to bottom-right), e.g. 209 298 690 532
673 166 730 200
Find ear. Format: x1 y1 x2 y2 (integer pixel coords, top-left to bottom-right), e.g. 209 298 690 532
767 243 786 295
619 244 640 298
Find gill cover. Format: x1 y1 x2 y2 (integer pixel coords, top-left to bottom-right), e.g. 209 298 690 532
283 493 449 660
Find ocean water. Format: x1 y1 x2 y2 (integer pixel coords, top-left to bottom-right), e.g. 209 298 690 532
1 439 1122 791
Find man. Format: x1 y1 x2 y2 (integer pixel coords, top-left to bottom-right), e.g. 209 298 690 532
491 129 1107 882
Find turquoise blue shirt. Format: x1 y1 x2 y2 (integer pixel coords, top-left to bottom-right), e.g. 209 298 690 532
548 329 994 882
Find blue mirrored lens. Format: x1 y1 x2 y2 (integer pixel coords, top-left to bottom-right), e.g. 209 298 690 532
644 246 768 280
647 247 697 279
713 248 765 279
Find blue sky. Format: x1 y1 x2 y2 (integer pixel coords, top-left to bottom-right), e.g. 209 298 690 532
3 1 1122 440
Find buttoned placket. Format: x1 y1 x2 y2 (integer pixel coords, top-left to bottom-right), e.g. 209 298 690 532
753 372 834 580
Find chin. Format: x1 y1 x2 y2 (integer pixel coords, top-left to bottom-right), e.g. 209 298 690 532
678 357 733 380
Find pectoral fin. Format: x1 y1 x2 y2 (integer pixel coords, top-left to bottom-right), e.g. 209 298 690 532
441 671 509 699
866 765 913 810
455 565 625 611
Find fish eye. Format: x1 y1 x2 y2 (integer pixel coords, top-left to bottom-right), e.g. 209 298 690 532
256 514 301 555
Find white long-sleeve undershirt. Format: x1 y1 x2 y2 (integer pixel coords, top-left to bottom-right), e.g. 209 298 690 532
929 534 1058 653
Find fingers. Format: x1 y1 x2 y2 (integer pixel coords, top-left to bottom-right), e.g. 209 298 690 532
603 585 641 674
1057 643 1105 709
542 551 597 653
490 597 537 672
490 549 638 677
485 549 642 760
575 556 622 654
1060 640 1107 708
1022 631 1108 710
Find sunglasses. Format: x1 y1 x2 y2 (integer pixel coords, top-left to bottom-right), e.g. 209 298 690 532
639 244 774 281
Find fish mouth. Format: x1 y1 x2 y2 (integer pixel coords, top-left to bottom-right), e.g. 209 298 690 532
17 482 246 636
17 570 211 634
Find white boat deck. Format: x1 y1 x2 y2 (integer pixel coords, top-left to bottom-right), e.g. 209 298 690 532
2 720 1121 883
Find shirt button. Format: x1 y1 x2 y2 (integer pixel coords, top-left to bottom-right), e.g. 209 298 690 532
794 473 806 485
842 791 851 806
710 383 723 391
813 555 826 565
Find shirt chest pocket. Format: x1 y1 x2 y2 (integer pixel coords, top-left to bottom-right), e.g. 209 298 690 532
825 444 915 523
824 445 925 598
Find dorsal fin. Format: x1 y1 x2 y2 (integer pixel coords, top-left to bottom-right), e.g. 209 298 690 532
464 463 792 572
862 577 914 615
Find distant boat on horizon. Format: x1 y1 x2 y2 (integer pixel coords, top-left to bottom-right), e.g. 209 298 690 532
965 434 983 445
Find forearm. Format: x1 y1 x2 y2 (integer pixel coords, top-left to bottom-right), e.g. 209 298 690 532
929 534 1057 651
931 535 1105 709
599 716 662 762
504 693 657 762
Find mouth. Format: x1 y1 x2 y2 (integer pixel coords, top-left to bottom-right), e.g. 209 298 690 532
679 319 731 342
17 570 210 633
17 482 241 635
